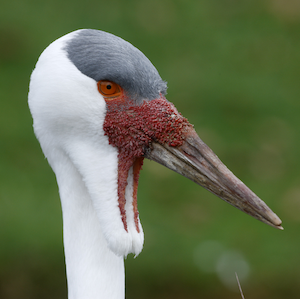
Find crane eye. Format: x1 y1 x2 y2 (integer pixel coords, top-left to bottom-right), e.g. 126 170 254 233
97 81 122 99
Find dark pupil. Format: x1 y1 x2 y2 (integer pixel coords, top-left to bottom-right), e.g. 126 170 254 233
107 84 112 90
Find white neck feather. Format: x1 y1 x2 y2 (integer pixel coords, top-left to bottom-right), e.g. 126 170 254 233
56 152 125 299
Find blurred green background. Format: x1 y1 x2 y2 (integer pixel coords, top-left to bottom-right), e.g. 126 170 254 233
1 0 300 298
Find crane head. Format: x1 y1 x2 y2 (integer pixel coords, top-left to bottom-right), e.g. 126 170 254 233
28 29 282 257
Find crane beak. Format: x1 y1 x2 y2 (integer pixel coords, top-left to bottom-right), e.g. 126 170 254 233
145 126 283 230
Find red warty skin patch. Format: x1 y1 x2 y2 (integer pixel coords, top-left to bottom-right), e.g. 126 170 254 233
103 96 193 232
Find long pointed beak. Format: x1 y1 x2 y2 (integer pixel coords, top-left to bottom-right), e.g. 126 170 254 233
145 127 283 229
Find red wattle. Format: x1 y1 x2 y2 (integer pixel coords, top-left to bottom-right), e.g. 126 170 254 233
103 96 192 232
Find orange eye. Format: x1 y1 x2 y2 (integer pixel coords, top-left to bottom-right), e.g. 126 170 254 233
97 81 122 99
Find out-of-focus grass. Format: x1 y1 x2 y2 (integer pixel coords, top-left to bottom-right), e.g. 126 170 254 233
1 0 300 298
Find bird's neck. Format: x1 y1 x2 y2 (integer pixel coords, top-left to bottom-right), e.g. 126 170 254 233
56 154 125 299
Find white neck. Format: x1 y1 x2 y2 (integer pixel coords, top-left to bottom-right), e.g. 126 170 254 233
56 153 125 299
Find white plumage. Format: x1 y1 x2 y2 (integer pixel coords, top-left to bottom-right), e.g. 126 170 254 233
29 29 282 299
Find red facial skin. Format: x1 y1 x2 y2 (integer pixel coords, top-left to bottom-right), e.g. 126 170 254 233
103 94 192 232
